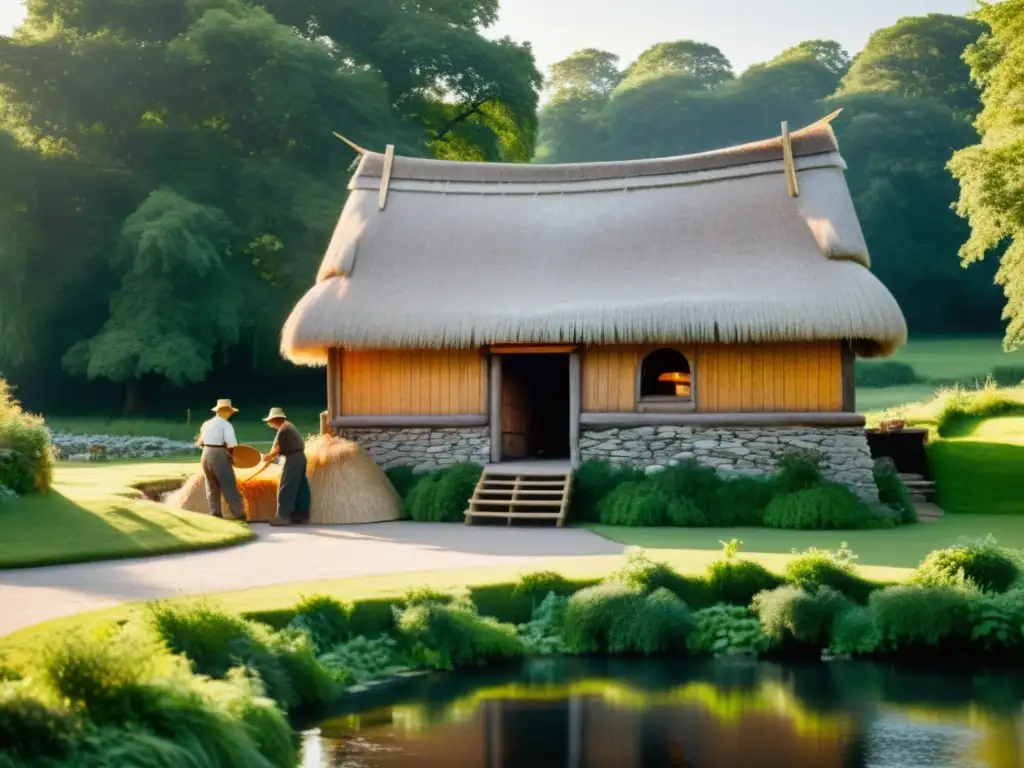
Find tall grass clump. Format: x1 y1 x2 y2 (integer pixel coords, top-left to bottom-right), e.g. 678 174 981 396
0 377 54 493
910 538 1020 593
866 585 972 652
288 594 350 653
148 601 334 712
704 539 783 605
751 585 852 651
763 484 891 530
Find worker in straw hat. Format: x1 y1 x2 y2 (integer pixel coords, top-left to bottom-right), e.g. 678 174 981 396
261 407 311 526
196 399 246 520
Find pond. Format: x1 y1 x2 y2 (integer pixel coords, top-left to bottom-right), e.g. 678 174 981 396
300 658 1024 767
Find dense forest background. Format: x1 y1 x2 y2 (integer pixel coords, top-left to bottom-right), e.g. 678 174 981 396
0 0 1021 416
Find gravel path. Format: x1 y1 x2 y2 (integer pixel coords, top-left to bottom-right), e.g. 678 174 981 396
0 523 623 637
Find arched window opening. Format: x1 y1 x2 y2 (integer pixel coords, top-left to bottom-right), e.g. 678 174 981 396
640 348 692 400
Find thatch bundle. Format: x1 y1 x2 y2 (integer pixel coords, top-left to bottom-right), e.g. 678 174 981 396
166 436 401 524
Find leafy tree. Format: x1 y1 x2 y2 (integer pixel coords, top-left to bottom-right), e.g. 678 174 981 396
547 48 621 102
949 0 1024 349
770 39 851 77
618 40 734 91
838 13 989 120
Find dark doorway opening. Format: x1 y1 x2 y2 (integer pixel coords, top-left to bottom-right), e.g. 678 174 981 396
500 354 570 461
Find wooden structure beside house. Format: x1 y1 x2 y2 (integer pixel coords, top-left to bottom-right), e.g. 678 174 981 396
281 112 907 523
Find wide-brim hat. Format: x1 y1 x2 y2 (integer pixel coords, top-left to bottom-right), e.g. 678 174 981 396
212 399 239 414
262 407 288 422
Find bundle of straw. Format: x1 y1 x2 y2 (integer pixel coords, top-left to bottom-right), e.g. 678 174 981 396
166 435 401 525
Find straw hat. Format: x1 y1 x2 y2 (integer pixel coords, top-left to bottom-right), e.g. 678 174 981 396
212 399 239 415
261 407 288 422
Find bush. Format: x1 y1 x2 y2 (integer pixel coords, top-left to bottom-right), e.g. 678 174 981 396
968 589 1024 652
318 635 410 685
708 476 775 526
830 606 881 657
517 592 570 655
384 465 420 500
570 460 644 522
785 544 874 603
393 599 522 670
867 585 972 651
512 571 574 615
688 604 769 657
649 460 722 511
706 559 783 605
609 588 693 655
0 378 53 493
597 480 669 526
405 463 482 522
763 484 890 530
288 594 351 653
562 582 643 654
605 548 694 597
872 459 916 524
773 450 824 495
751 585 852 649
911 540 1020 593
855 361 921 388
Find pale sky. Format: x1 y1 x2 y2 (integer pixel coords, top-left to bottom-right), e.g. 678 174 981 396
0 0 977 74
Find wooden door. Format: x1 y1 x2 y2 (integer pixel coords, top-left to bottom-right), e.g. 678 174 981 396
501 364 530 459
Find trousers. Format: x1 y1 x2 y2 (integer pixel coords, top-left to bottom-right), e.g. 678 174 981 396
200 447 244 518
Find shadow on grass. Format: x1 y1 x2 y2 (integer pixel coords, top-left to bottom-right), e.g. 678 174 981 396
930 440 1024 516
0 489 253 570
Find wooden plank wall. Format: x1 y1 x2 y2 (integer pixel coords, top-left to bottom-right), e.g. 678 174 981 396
340 349 487 416
581 342 843 413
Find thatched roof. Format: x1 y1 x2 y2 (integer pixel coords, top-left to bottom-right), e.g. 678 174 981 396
282 116 907 365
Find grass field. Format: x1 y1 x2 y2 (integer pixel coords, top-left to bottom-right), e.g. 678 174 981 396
0 457 252 568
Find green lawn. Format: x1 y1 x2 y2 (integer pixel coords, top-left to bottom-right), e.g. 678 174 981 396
45 407 322 445
0 458 253 569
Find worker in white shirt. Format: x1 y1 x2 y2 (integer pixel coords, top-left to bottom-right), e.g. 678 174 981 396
196 399 245 520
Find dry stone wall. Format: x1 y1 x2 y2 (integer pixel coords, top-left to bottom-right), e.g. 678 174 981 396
580 425 878 501
337 426 490 471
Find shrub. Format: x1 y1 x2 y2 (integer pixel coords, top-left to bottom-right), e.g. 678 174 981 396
609 588 693 655
773 450 824 495
868 585 972 651
785 544 873 603
706 559 783 605
968 589 1024 652
513 571 574 614
708 476 775 526
830 606 881 657
384 465 420 500
570 460 644 522
265 630 335 710
649 460 722 511
405 463 482 523
393 599 522 670
872 459 917 524
751 585 852 649
562 582 643 654
597 480 668 526
0 378 54 493
606 548 688 595
318 635 410 685
288 594 350 653
763 484 890 530
911 539 1020 593
855 361 920 388
688 604 770 657
402 586 461 607
0 451 34 496
517 592 570 655
665 496 709 526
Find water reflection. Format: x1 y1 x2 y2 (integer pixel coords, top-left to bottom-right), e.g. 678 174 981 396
303 658 1024 767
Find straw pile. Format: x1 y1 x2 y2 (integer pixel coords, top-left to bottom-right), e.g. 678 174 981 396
166 436 401 524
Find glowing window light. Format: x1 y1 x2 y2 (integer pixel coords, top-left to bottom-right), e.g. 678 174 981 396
658 371 691 398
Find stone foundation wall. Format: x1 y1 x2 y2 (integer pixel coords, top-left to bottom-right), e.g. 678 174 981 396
580 425 878 501
338 426 490 471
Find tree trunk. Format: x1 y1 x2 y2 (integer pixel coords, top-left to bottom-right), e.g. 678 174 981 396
122 378 141 417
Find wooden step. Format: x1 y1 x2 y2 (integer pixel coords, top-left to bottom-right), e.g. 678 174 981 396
465 468 573 527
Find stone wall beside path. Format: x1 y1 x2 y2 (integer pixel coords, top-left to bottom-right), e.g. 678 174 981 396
338 426 490 471
579 425 878 501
